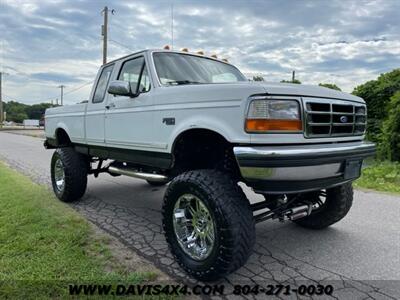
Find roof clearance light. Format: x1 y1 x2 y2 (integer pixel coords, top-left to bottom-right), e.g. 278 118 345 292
181 48 189 52
211 54 218 58
222 58 229 63
196 51 204 55
163 45 171 50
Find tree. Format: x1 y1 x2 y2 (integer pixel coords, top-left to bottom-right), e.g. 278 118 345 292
252 75 264 81
3 101 28 123
318 83 341 91
280 79 301 84
379 92 400 161
352 69 400 143
26 103 54 119
3 101 56 123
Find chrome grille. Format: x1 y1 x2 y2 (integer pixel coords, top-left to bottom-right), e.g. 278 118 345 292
304 100 366 138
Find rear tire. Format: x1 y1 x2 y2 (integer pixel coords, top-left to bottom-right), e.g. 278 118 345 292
51 148 88 202
294 183 353 229
162 169 255 281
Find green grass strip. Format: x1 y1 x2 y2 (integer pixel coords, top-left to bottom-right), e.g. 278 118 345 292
355 161 400 194
0 162 157 298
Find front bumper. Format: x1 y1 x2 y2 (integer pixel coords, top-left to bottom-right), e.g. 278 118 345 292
234 141 376 194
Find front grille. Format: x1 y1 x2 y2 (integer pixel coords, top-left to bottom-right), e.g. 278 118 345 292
304 100 366 138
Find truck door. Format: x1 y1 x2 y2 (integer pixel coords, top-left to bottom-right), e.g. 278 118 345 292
85 64 114 145
104 56 154 151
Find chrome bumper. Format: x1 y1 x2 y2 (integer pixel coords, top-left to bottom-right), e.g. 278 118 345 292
233 141 376 193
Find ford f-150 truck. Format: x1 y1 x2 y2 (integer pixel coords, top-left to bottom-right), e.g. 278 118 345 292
44 48 376 280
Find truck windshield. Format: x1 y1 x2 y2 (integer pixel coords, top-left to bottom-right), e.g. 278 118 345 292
153 52 247 85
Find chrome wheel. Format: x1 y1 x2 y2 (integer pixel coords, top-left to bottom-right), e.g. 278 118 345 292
54 158 65 192
173 194 216 261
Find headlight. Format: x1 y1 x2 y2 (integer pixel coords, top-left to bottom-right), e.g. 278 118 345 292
246 99 302 132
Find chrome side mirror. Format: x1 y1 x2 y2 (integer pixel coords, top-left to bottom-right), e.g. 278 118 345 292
108 80 137 97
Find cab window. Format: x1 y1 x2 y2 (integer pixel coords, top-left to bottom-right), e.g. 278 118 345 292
93 64 114 103
118 57 150 94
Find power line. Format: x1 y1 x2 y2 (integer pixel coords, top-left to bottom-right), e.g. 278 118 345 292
64 80 93 96
108 39 135 52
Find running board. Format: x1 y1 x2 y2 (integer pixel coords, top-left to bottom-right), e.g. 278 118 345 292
108 166 168 182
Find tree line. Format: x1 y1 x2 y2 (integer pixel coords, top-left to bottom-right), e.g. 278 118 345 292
353 69 400 161
2 101 57 123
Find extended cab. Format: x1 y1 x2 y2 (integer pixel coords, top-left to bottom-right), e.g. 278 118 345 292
44 49 375 280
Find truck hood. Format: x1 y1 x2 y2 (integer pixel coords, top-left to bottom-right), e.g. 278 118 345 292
256 81 364 103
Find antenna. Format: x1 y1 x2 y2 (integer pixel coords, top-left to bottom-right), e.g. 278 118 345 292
171 3 174 49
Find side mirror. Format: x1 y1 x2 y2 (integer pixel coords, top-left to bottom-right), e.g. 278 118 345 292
108 80 138 97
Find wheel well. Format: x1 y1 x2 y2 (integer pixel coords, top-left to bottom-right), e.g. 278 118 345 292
55 128 72 146
171 129 239 177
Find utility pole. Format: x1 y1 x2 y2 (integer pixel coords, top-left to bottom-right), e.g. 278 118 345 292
58 85 65 106
102 6 109 65
292 70 296 83
0 72 8 124
0 72 3 124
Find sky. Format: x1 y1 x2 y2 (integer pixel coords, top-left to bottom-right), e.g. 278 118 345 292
1 0 399 105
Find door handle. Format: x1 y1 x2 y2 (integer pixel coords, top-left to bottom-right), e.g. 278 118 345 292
105 103 116 109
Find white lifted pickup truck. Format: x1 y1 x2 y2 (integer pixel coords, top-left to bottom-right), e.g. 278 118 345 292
45 49 375 280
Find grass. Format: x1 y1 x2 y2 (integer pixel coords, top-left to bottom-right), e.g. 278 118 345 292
355 161 400 194
0 162 160 299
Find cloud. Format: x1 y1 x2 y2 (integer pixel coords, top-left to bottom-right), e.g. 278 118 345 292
30 72 81 83
1 0 399 104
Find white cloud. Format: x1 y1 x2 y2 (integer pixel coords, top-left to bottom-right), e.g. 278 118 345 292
1 0 399 103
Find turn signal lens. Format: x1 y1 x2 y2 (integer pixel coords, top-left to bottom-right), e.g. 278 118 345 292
246 119 302 132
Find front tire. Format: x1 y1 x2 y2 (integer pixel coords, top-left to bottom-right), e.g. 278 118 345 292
51 148 88 202
294 183 353 229
162 169 255 281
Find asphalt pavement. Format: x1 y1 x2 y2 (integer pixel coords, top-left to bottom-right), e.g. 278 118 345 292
0 132 399 299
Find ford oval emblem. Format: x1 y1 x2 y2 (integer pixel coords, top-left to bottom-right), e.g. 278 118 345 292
340 116 348 123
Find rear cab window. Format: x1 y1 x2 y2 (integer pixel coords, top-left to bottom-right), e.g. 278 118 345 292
92 64 114 103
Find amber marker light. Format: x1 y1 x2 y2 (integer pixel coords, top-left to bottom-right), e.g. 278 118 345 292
245 119 302 132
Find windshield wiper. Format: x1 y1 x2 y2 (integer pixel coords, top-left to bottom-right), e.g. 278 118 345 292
165 80 204 85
